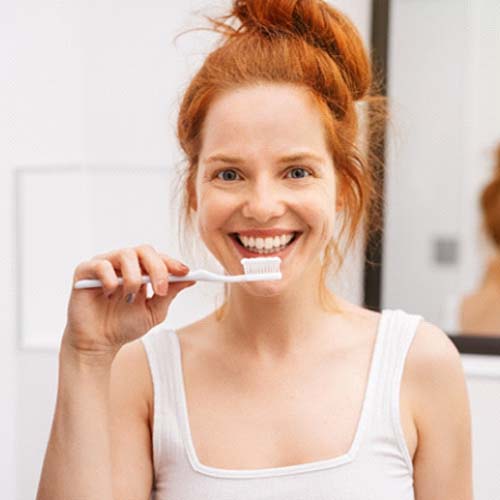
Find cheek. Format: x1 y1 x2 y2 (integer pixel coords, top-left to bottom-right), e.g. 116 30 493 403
196 190 233 240
298 186 336 234
317 183 337 237
196 182 336 240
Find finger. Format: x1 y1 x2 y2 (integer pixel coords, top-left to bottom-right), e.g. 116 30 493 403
115 248 144 298
74 259 119 297
158 253 191 277
135 245 169 296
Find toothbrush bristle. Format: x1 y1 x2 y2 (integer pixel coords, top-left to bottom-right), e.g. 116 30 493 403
241 256 282 275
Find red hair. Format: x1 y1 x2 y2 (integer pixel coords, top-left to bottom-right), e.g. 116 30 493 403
481 143 500 249
173 0 384 316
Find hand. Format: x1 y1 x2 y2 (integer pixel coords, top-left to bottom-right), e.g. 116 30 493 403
62 244 195 358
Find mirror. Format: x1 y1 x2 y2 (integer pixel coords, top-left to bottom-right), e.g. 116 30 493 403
379 0 500 353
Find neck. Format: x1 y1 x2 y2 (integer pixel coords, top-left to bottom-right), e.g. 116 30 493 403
215 258 344 361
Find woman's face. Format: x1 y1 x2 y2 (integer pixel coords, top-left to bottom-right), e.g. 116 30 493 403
194 83 339 292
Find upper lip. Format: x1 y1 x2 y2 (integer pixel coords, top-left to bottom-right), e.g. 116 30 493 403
230 229 301 237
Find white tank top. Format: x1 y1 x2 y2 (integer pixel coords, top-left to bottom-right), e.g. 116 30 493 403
141 308 422 500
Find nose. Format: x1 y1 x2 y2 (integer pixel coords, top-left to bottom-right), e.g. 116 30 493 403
240 177 287 223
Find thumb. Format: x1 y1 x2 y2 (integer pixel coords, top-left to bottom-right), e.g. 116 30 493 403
146 280 196 321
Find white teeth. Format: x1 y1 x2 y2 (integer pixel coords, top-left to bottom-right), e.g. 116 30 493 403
238 233 295 252
264 237 274 250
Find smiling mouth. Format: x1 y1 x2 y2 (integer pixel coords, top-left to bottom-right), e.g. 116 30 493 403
228 232 301 255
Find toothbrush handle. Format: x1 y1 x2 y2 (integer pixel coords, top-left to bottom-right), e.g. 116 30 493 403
73 270 214 289
168 270 216 282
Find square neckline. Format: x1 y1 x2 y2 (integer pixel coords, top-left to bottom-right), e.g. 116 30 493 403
170 309 388 478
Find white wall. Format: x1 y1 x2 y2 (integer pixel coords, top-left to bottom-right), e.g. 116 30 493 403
1 0 20 496
384 1 500 498
4 1 371 499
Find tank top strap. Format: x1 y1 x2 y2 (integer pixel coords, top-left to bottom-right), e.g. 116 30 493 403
141 327 186 476
360 309 423 473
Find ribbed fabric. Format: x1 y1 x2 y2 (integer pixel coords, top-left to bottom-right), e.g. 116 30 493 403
141 308 423 500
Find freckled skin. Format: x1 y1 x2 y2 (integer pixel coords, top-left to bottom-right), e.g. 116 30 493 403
194 83 339 288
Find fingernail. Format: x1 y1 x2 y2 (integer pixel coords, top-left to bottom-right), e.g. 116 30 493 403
126 293 136 304
174 259 188 269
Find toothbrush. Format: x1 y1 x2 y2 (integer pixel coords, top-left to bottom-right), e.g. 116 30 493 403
73 256 282 289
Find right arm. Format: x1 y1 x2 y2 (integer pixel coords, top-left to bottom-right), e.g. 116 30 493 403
36 245 196 500
36 342 120 500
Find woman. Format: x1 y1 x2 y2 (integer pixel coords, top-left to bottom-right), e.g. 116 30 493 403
37 1 473 499
442 143 500 336
461 143 500 335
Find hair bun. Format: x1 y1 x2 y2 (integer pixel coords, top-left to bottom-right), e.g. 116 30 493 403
224 0 371 100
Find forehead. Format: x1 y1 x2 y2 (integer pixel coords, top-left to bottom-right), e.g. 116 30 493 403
199 83 329 158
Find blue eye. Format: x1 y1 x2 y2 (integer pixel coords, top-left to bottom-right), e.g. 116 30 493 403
216 169 240 181
215 167 311 181
287 167 311 179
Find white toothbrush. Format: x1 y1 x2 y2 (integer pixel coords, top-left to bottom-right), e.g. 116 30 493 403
73 256 282 289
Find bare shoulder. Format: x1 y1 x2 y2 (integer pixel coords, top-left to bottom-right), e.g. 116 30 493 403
108 339 156 497
403 319 469 434
404 323 473 497
405 319 463 385
111 339 153 424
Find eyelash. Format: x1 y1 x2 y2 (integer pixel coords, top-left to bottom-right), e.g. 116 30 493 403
214 167 313 182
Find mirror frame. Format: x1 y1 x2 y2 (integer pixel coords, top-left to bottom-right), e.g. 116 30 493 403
363 0 500 356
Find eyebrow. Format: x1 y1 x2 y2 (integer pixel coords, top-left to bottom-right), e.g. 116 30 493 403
204 152 325 165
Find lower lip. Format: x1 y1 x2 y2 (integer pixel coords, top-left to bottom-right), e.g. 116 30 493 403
229 233 301 259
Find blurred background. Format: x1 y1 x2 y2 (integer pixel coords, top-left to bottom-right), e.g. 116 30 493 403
1 1 499 498
384 0 500 338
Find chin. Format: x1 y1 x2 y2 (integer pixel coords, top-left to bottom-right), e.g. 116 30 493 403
235 279 288 298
